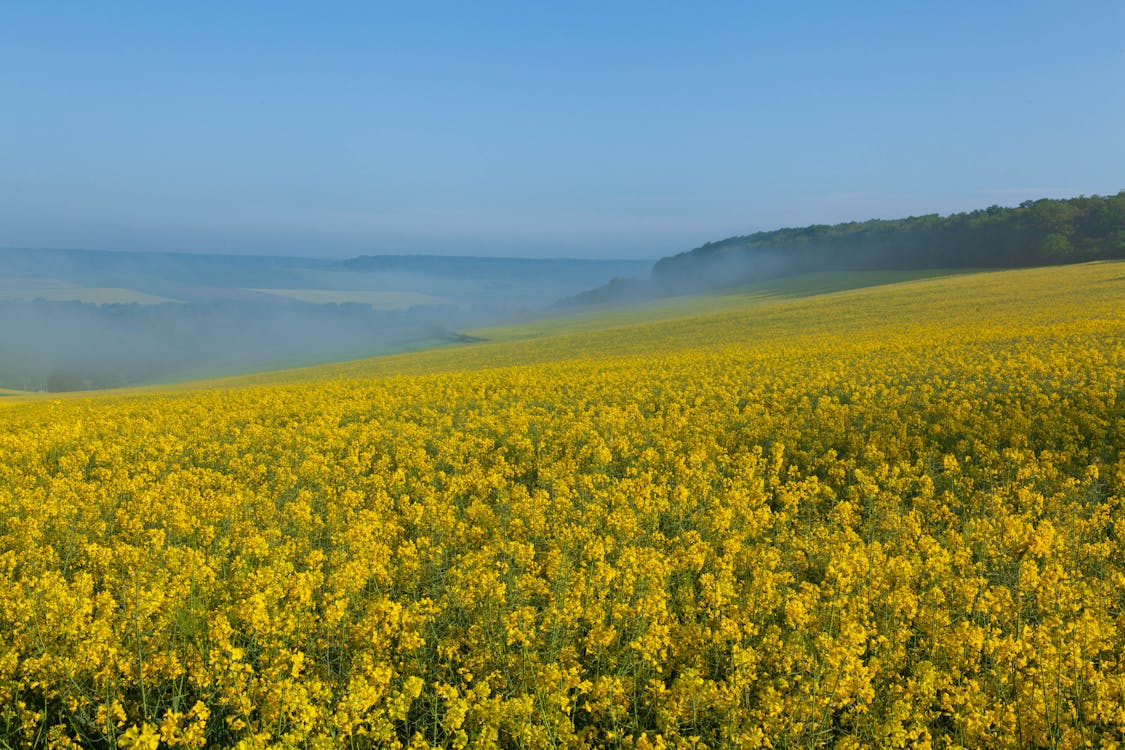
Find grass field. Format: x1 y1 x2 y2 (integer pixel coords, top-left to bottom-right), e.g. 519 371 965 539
0 276 176 304
2 262 1125 748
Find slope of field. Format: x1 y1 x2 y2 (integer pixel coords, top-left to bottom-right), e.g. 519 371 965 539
485 269 965 343
2 263 1124 748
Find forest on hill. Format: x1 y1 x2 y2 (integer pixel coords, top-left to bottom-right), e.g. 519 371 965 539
648 192 1125 293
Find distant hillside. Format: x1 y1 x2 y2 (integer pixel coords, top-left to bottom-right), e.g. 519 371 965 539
338 254 649 283
0 247 651 307
0 248 652 390
650 192 1125 293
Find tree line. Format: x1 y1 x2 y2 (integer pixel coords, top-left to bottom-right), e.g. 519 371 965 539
651 191 1125 291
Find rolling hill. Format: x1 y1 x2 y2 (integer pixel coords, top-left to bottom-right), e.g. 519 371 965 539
3 263 1124 747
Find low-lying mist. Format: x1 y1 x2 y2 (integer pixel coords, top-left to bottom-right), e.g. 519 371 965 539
0 248 652 391
0 299 477 391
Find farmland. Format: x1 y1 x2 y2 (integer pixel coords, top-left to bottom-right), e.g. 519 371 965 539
2 263 1124 748
0 277 175 305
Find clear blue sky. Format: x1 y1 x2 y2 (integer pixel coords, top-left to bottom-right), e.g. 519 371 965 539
2 2 1122 259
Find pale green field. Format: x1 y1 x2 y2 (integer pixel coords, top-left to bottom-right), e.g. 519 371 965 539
247 288 446 308
0 276 175 304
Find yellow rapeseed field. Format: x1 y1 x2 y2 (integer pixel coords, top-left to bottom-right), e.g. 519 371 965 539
2 263 1125 748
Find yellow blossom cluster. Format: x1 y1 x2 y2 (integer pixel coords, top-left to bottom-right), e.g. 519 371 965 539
2 263 1124 748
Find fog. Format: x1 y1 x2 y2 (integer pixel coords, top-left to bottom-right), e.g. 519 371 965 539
0 299 467 391
0 248 650 391
651 249 796 294
555 248 800 308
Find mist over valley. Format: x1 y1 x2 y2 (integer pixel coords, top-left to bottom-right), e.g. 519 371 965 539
0 248 649 391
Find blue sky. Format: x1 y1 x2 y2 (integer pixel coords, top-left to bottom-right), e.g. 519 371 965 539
2 2 1122 259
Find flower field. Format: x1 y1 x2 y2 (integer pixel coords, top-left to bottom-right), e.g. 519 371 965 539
2 263 1125 748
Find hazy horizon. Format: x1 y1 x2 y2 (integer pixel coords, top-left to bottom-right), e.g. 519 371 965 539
0 243 663 263
3 2 1123 259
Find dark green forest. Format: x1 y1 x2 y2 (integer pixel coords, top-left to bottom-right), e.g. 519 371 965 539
651 192 1125 291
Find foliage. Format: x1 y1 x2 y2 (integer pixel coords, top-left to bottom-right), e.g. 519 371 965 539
2 263 1125 747
652 192 1125 291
